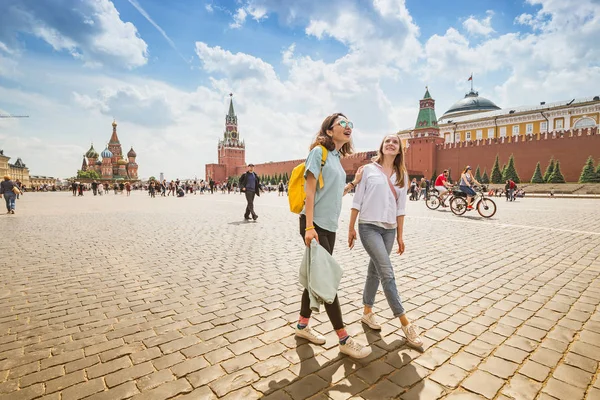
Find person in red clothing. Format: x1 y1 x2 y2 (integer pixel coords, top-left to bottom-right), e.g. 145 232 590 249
434 170 452 206
508 179 516 201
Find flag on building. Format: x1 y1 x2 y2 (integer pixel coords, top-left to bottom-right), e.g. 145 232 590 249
468 74 473 81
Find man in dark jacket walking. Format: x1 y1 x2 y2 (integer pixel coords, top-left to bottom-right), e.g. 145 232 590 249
239 164 260 221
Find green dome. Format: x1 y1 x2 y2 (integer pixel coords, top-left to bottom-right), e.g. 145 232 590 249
85 144 99 158
117 159 127 165
442 90 501 118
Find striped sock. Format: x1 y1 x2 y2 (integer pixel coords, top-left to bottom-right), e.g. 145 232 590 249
336 328 349 344
297 316 309 330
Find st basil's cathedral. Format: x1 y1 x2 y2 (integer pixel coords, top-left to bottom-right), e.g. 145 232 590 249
80 120 139 181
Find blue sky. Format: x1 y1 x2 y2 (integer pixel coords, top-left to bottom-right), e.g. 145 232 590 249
0 0 599 179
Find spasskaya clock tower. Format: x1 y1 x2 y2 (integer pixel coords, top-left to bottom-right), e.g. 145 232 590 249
205 94 246 182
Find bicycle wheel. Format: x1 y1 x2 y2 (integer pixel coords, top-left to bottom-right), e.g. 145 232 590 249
426 195 441 210
450 196 467 215
477 197 497 218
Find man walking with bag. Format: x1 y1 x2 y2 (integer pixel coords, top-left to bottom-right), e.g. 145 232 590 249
239 163 260 221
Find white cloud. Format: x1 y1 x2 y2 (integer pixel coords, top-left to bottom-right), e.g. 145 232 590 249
230 8 248 29
205 4 214 13
463 10 495 36
0 0 148 69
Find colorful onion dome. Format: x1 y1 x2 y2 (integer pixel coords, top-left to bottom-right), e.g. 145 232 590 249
117 158 127 165
95 160 102 166
85 144 99 158
127 147 137 158
101 147 113 159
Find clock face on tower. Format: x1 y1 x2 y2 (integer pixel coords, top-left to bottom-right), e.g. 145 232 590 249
231 131 238 139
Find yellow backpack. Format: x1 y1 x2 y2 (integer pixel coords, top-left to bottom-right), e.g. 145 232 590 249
288 145 328 214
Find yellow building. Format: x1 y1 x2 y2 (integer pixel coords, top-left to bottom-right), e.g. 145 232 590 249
399 90 600 143
0 150 30 187
30 176 57 189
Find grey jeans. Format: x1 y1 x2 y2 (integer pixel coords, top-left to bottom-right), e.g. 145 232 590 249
359 223 405 317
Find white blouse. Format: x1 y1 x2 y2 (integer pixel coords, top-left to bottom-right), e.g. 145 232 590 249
351 163 408 228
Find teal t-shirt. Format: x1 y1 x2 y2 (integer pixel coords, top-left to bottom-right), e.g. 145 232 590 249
301 146 346 232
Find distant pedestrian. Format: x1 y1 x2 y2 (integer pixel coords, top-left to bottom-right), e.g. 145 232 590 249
239 164 260 221
1 175 18 214
278 180 285 197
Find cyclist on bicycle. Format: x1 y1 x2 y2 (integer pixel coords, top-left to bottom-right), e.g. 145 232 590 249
434 170 452 206
459 166 481 211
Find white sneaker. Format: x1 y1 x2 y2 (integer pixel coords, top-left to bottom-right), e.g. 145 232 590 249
361 312 382 330
402 323 423 348
339 337 372 359
295 326 326 345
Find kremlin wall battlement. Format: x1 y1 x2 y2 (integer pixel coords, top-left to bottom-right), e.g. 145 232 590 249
435 127 600 182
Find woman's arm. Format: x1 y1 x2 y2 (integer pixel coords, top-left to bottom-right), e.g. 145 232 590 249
348 208 359 249
304 172 319 246
396 215 405 254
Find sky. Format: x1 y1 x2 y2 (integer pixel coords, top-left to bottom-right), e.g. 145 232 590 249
0 0 599 180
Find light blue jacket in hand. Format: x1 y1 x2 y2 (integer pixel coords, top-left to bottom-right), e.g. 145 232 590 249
299 239 343 313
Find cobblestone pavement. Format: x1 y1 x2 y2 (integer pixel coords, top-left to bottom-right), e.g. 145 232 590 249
1 191 599 400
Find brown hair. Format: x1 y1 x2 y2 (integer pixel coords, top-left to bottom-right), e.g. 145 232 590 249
372 134 406 187
309 113 354 157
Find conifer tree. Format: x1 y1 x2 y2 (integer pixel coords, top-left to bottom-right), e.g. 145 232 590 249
490 155 503 183
431 170 437 183
482 169 490 184
547 161 566 183
579 156 600 183
447 168 453 184
475 166 482 182
502 154 521 183
531 162 544 183
543 158 555 182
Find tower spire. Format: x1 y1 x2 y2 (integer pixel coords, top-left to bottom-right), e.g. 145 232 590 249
227 93 235 119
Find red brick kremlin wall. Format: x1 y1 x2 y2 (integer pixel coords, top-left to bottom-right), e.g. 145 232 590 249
250 127 599 183
434 127 600 182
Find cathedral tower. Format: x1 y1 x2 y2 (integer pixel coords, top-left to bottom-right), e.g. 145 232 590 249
108 120 124 176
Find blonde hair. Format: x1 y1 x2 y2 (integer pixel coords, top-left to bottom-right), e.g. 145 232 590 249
372 134 406 187
3 175 10 181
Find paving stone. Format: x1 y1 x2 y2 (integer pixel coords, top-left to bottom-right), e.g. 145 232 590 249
135 369 174 391
221 353 258 374
19 365 64 387
429 363 468 389
62 378 105 400
357 378 404 399
86 381 140 400
461 370 504 399
176 386 217 400
282 373 328 400
388 363 430 388
251 356 290 378
530 347 562 368
87 356 132 379
519 360 551 382
251 369 296 395
500 374 541 400
209 367 260 397
563 351 597 373
450 351 481 372
131 378 192 400
354 360 394 384
479 356 519 379
130 348 162 365
571 341 600 361
494 344 529 364
541 377 586 400
552 363 593 389
105 361 155 388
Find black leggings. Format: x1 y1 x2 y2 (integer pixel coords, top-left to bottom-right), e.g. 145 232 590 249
299 215 344 330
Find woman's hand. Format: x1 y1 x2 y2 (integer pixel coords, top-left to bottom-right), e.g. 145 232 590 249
304 229 319 247
397 238 405 255
354 166 365 184
348 228 357 249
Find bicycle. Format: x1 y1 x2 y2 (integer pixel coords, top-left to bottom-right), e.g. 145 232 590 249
449 185 497 218
425 187 453 210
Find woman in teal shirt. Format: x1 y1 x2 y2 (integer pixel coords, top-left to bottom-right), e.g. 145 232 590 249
295 112 371 359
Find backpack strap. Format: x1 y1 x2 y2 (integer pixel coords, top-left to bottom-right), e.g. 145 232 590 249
372 162 398 201
318 145 328 189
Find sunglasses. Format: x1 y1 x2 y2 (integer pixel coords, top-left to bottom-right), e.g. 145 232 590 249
333 120 354 129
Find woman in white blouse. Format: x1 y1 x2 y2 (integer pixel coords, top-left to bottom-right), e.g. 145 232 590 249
348 134 423 348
